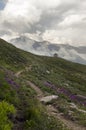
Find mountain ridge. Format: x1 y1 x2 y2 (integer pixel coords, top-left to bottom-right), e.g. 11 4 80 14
10 36 86 65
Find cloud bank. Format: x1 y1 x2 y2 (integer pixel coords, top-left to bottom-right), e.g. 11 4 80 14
0 0 86 46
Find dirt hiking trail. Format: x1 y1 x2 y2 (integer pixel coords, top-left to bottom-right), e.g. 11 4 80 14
28 81 86 130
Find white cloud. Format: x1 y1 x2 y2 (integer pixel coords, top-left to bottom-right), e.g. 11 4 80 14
0 0 86 46
59 14 86 27
31 0 60 9
1 0 60 25
1 0 42 25
42 30 72 44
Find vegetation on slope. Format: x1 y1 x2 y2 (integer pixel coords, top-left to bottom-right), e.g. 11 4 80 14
0 101 15 130
0 38 86 129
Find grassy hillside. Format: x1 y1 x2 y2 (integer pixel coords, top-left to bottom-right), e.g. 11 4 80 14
0 38 86 130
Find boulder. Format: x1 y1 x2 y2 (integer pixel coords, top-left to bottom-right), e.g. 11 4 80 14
40 95 58 104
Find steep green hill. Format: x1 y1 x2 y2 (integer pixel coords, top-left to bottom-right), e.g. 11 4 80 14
0 38 86 130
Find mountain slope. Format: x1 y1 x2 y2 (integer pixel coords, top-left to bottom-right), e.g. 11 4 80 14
0 38 86 130
10 36 86 65
0 38 28 70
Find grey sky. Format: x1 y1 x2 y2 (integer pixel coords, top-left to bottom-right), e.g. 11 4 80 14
0 0 86 46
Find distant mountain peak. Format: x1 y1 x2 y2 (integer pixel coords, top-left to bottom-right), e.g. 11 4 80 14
10 36 86 65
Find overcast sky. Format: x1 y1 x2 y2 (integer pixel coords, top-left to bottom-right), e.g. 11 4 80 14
0 0 86 46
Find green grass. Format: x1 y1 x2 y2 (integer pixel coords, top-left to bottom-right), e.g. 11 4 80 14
0 101 15 130
0 38 86 129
